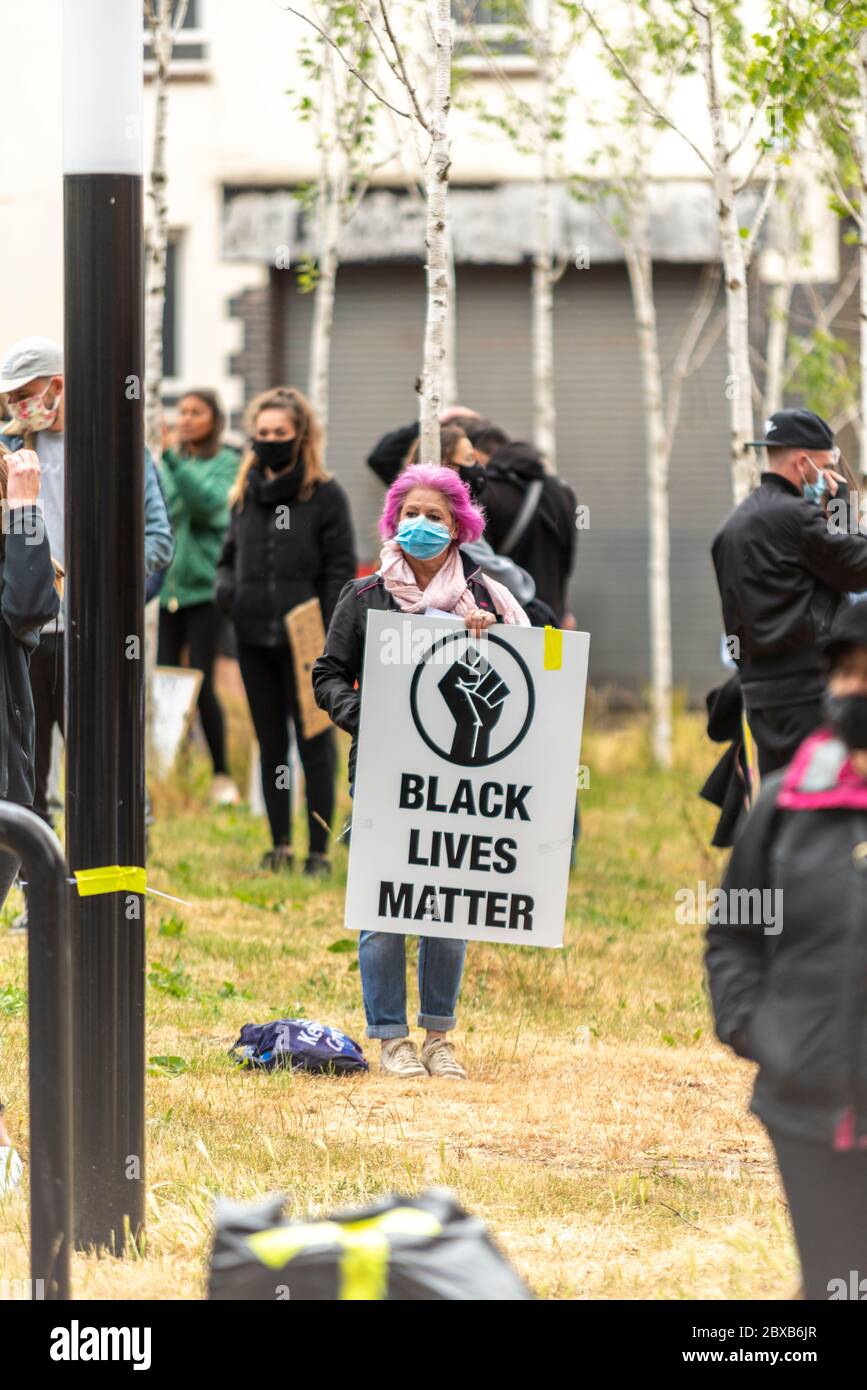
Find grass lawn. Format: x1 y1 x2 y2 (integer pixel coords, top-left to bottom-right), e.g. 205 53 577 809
0 708 799 1300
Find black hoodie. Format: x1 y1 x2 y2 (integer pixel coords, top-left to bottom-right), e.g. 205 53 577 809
482 442 577 621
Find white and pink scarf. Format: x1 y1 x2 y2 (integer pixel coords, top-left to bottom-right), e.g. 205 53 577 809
379 539 529 625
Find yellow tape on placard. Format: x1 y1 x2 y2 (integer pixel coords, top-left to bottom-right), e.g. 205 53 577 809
74 866 147 897
543 626 563 671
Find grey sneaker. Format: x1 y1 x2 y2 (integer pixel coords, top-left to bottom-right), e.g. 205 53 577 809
421 1036 467 1079
380 1038 427 1077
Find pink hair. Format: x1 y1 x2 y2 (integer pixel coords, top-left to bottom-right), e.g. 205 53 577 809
379 463 486 546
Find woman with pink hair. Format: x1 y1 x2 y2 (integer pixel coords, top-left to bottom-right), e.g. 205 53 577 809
314 464 529 1079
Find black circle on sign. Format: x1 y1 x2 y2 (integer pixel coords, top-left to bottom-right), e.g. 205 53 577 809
409 630 536 767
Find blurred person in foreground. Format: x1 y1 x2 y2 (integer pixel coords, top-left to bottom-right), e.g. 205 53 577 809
707 600 867 1299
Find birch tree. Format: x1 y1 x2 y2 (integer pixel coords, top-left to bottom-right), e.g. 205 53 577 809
690 1 759 502
297 1 454 460
417 0 454 462
574 1 722 766
458 0 574 469
753 172 859 432
580 0 785 503
786 11 867 456
144 0 189 462
287 2 381 434
362 0 455 461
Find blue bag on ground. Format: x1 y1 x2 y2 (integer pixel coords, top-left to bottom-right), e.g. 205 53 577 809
229 1018 368 1074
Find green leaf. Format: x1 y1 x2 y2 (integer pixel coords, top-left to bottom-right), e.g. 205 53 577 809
0 983 26 1016
158 914 185 937
327 938 356 954
147 1054 188 1076
148 959 193 999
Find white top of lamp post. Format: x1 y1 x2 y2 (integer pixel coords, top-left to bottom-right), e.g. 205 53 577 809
63 0 144 176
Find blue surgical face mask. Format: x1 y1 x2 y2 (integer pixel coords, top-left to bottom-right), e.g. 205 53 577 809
396 515 452 560
802 457 829 506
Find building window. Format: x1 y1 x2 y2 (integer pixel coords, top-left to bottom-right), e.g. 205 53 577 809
452 0 531 58
144 0 209 72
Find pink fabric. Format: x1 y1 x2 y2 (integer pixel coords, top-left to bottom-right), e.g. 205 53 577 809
777 730 867 1152
833 1106 867 1152
777 728 867 811
378 539 529 625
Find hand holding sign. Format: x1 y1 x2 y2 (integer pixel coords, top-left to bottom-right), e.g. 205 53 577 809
438 648 510 765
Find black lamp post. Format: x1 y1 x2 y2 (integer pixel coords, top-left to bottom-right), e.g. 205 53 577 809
63 0 146 1252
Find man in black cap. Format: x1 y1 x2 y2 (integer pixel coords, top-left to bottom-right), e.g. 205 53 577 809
712 407 867 777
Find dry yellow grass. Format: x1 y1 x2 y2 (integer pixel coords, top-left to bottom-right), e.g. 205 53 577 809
0 709 799 1300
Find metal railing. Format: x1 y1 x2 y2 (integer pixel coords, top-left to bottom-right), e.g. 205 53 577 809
1 802 72 1300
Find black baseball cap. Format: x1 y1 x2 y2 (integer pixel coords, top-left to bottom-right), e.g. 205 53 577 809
821 601 867 668
747 408 835 450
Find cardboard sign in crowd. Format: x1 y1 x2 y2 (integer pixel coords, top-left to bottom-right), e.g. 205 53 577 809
345 612 590 948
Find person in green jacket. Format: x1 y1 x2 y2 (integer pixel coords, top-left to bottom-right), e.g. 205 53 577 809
158 388 241 806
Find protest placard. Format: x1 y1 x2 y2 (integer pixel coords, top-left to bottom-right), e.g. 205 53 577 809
345 612 589 947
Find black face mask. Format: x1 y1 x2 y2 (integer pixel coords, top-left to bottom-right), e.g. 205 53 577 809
458 461 486 499
824 692 867 750
252 438 297 472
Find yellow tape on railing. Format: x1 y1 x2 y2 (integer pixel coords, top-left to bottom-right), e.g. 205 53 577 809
74 866 147 897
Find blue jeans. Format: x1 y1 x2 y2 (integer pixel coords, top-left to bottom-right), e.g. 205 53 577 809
349 782 467 1037
359 930 467 1039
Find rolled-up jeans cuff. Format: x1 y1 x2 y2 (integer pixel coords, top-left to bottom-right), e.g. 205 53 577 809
418 1013 456 1032
366 1024 410 1040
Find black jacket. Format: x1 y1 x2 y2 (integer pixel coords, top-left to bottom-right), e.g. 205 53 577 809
711 472 867 697
482 443 576 621
312 550 503 786
0 510 61 804
699 674 749 849
706 772 867 1143
215 465 356 646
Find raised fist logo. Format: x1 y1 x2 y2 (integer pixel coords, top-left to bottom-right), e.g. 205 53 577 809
438 649 510 765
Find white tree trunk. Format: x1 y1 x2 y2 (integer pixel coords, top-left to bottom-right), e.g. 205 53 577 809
624 205 672 769
418 0 452 463
145 0 186 462
308 176 343 433
694 5 755 503
763 278 791 420
441 219 459 409
531 0 556 470
532 174 556 470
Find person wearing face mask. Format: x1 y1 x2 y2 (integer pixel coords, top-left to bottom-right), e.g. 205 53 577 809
365 406 482 489
403 424 541 614
158 389 241 807
215 387 356 876
706 600 867 1299
313 464 529 1079
0 336 175 835
367 412 540 612
711 408 867 780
